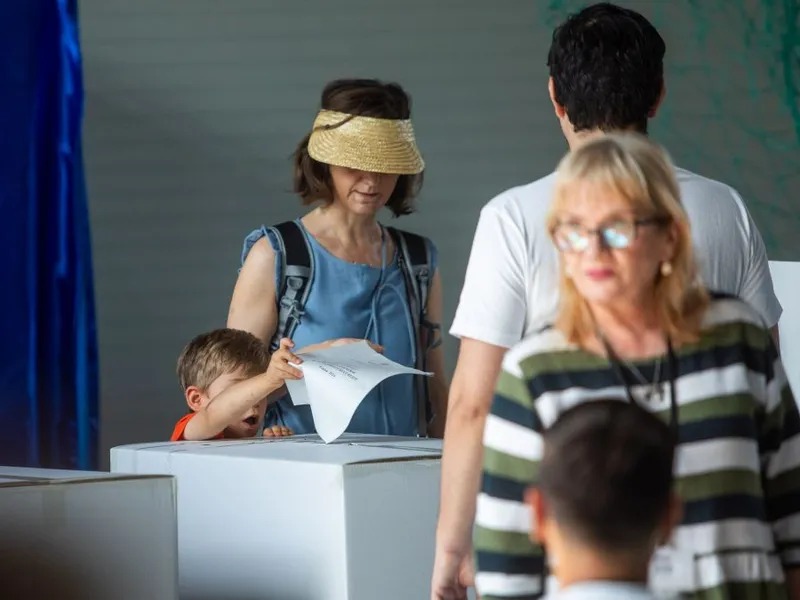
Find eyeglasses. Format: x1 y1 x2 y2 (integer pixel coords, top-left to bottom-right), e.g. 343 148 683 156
551 217 668 253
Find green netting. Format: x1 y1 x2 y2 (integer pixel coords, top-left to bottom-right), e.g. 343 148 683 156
540 1 799 258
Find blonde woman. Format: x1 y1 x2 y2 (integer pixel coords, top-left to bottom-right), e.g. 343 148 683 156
474 133 800 600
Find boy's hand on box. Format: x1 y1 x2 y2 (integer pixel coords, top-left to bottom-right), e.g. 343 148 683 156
266 338 304 387
263 425 294 438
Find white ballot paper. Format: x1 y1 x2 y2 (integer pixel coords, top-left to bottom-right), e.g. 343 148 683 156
284 340 432 443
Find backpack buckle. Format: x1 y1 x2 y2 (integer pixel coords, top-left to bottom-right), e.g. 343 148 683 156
286 276 304 291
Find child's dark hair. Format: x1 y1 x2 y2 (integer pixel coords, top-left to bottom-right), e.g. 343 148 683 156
538 399 676 553
176 328 269 391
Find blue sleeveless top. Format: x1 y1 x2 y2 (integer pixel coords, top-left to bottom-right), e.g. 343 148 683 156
241 220 438 437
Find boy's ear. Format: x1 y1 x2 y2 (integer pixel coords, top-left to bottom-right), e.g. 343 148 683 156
524 486 548 544
659 492 683 545
184 386 205 411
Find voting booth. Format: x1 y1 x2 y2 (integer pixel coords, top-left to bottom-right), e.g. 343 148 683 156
111 434 442 600
770 261 800 396
0 467 178 600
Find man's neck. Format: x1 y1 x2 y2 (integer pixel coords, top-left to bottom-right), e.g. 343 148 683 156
565 126 647 150
566 129 606 150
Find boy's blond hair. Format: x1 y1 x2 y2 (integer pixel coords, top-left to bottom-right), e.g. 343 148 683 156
176 328 269 391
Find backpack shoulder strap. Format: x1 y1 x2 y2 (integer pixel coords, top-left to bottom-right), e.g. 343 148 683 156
387 227 432 324
268 221 314 352
386 226 438 436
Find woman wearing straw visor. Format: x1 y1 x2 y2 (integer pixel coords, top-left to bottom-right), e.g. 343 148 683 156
228 79 448 438
475 133 800 600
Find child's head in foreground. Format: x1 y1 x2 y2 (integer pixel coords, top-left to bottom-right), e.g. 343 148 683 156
176 328 270 438
526 399 681 583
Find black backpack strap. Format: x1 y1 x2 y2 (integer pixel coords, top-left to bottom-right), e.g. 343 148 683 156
387 227 438 437
268 221 314 352
393 229 441 349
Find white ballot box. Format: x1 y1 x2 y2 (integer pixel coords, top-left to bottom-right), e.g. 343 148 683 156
111 434 442 600
770 261 800 397
0 466 178 600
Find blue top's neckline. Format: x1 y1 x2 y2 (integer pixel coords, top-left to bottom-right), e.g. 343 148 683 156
296 218 397 270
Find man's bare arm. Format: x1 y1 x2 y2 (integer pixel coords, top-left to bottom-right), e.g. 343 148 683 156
227 237 278 342
435 338 508 560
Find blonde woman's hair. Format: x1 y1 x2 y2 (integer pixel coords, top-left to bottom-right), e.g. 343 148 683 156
546 132 709 345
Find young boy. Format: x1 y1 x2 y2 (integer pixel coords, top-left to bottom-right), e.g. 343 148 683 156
171 328 302 441
524 400 682 600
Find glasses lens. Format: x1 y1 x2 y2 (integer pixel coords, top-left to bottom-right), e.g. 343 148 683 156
555 225 589 252
601 221 635 249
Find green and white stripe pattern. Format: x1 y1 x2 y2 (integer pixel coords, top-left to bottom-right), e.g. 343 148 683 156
474 296 800 600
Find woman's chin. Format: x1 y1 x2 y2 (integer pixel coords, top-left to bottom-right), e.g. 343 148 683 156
344 198 386 215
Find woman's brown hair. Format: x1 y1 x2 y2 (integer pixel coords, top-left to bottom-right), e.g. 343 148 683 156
293 79 423 217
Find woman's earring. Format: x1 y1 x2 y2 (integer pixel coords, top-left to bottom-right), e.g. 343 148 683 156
564 266 572 278
660 261 673 277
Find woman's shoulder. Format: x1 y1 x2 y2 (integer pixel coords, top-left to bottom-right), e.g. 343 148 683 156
385 224 434 243
241 225 289 266
384 225 439 266
702 291 770 332
502 325 578 377
696 292 776 359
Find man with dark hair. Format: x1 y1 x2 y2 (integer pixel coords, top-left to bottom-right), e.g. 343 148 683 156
546 3 666 135
525 400 681 600
432 3 782 599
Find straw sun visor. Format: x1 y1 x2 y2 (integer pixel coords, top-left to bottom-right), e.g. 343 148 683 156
307 110 425 175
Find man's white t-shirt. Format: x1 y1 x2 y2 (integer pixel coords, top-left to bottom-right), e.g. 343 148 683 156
450 167 782 346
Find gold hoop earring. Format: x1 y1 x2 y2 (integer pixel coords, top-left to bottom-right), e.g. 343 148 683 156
660 261 673 277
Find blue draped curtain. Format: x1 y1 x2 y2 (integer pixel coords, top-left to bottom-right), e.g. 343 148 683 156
0 0 98 470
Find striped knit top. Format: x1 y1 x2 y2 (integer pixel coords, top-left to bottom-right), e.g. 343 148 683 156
474 295 800 600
